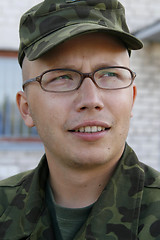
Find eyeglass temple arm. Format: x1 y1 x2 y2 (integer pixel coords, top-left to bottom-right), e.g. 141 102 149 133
133 72 136 79
22 77 37 90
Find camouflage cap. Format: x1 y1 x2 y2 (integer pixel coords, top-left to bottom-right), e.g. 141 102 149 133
18 0 143 67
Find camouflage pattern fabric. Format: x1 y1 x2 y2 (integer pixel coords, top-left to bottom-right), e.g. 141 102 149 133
18 0 143 66
0 143 160 239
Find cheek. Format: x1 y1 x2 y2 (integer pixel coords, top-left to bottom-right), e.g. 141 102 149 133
108 96 133 145
107 90 134 125
29 93 70 131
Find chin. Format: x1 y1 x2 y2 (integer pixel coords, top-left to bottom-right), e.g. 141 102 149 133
70 153 112 169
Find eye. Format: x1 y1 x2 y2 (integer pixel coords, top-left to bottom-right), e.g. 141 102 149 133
54 74 73 81
102 72 117 77
42 70 77 88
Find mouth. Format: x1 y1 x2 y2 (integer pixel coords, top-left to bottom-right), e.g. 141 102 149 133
70 125 110 133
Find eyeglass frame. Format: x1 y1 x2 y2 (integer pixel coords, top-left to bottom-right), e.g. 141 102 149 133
22 66 136 92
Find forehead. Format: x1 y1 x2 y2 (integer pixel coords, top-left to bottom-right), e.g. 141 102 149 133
43 32 126 58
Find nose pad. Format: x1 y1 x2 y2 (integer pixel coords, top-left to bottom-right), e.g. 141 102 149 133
75 78 104 111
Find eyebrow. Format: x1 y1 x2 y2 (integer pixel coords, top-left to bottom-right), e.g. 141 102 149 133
92 62 120 70
51 62 121 72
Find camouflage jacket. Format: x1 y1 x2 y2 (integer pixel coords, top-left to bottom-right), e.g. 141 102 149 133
0 144 160 240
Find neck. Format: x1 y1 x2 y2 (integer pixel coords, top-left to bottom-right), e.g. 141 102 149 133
47 157 119 208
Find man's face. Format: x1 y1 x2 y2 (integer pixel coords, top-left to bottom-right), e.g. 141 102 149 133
19 33 136 170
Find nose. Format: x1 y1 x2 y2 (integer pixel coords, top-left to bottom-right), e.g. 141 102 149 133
75 77 104 112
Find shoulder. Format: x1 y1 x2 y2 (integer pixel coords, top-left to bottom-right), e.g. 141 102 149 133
140 162 160 211
0 154 47 188
141 162 160 189
0 169 35 216
141 163 160 207
124 144 160 189
138 163 160 238
0 155 47 216
0 169 33 187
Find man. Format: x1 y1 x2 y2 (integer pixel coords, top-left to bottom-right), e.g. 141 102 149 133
0 0 160 239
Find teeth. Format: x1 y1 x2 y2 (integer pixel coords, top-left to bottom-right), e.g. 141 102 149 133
91 126 97 133
75 126 105 133
79 127 84 132
85 126 91 133
98 126 102 132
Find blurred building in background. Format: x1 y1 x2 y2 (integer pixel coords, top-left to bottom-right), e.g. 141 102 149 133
0 0 160 179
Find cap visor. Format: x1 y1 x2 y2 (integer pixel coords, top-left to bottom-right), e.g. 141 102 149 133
24 23 143 62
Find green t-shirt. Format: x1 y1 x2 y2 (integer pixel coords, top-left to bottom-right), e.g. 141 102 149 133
46 181 93 240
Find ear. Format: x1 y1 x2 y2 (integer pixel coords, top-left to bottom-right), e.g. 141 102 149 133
16 91 35 127
131 85 137 118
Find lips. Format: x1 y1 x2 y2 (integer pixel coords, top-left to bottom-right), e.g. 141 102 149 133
69 122 111 141
69 122 111 133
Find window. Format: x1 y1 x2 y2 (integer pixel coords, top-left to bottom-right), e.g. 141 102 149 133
0 52 38 140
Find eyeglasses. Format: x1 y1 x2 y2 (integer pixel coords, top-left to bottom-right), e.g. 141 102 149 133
22 66 136 92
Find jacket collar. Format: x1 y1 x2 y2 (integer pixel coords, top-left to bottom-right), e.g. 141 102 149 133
74 144 145 239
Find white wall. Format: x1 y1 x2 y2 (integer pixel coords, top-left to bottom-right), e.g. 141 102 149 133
0 0 41 50
121 0 160 31
128 43 160 170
